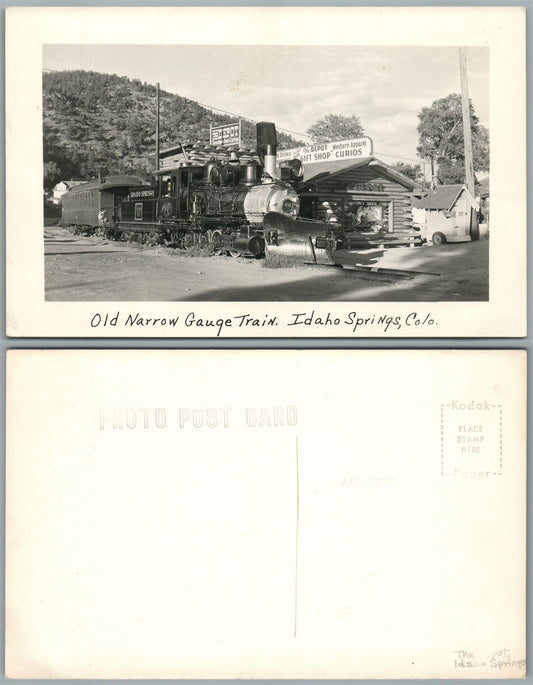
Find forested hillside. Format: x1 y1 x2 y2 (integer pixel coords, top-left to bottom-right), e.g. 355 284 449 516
43 70 301 191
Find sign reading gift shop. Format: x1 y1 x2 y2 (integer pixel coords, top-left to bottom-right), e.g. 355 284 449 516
277 136 373 164
210 120 241 147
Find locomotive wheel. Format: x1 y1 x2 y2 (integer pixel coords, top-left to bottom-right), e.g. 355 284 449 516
181 234 195 251
169 231 181 247
211 230 224 256
228 249 242 258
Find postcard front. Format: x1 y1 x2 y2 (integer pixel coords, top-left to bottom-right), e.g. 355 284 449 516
5 6 527 337
6 350 526 678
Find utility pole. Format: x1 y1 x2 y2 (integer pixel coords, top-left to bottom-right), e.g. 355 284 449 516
459 48 475 196
155 82 160 171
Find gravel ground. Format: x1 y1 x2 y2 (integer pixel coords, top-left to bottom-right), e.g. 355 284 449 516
44 226 489 302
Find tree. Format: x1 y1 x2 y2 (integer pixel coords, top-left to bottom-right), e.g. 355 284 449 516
391 161 422 183
432 159 466 185
307 113 364 142
472 125 489 172
43 161 61 194
416 93 489 185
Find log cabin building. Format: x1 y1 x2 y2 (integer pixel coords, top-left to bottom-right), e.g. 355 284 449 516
296 157 420 244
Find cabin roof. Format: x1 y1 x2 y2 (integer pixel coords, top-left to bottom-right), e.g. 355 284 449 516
54 180 86 190
411 184 470 211
64 175 148 193
300 157 419 190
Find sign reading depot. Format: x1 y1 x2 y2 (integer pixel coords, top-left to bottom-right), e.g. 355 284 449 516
210 121 241 147
277 136 373 164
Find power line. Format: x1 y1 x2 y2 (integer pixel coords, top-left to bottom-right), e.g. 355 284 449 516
166 90 311 140
374 151 422 163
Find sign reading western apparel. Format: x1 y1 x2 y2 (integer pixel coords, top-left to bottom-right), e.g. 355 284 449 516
210 121 241 147
277 136 373 164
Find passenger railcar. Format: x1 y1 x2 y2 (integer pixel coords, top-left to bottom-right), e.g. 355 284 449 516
61 175 147 234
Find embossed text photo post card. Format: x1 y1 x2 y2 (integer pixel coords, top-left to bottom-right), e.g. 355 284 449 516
5 6 526 337
6 350 526 678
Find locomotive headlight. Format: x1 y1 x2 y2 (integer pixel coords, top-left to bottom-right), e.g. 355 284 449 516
267 187 300 217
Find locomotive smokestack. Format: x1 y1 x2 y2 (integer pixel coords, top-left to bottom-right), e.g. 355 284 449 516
256 122 278 180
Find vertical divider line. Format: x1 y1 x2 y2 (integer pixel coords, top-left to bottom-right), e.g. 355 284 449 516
294 435 299 638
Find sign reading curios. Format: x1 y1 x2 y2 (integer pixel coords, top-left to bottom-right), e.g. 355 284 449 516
278 136 373 165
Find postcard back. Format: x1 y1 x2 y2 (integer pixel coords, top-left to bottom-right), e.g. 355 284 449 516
5 350 526 678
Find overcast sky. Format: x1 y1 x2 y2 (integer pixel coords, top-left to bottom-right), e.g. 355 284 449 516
43 45 489 165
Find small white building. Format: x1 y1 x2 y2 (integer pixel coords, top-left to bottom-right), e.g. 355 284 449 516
411 184 479 245
52 180 86 205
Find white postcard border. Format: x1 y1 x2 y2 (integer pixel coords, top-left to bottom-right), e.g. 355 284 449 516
5 6 527 337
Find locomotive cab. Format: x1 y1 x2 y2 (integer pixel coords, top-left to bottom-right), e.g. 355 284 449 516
166 167 208 210
155 168 197 219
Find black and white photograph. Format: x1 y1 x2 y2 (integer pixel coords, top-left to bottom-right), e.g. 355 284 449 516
43 44 490 303
5 6 526 336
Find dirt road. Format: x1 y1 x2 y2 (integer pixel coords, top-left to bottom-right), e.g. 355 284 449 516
45 227 489 302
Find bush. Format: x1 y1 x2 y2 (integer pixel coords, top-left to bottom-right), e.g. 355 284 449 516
262 253 306 269
44 199 62 218
179 243 215 258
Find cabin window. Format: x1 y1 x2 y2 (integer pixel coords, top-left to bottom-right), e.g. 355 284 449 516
160 175 176 197
134 203 143 220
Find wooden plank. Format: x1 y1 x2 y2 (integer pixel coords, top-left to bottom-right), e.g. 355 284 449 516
341 264 440 277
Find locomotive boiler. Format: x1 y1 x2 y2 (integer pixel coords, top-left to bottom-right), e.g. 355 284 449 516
115 122 304 257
